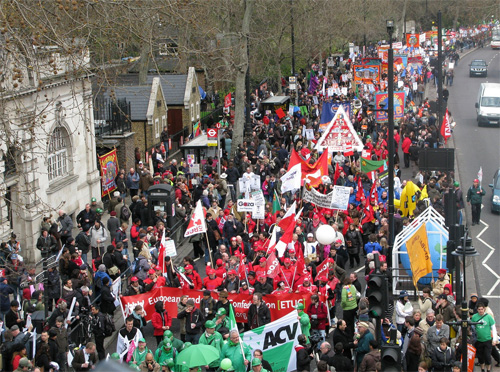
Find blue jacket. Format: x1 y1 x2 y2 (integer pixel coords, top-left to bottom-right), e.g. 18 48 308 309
356 330 375 367
0 282 14 312
364 242 382 254
126 172 140 190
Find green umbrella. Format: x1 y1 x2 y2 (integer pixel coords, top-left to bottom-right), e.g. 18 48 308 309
175 344 220 369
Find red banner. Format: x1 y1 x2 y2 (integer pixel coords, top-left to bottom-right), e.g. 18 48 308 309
120 287 315 323
98 149 119 198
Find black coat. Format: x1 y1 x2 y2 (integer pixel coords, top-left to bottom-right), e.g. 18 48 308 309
344 229 363 255
331 353 353 372
47 269 61 300
295 345 313 372
333 327 354 359
247 302 271 329
113 250 128 273
100 285 116 315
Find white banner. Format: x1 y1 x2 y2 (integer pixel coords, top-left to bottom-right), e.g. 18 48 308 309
280 163 302 194
251 190 266 206
252 204 265 220
303 187 333 208
237 199 256 212
330 185 351 210
241 310 300 372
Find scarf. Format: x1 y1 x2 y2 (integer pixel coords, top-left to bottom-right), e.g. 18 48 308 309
132 311 142 321
344 285 354 301
426 318 435 327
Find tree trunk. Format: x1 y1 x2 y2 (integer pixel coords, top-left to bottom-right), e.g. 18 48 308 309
231 0 253 159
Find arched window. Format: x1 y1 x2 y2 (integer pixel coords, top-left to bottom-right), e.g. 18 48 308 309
47 127 70 181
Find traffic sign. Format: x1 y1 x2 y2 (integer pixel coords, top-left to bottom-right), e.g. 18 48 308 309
216 122 221 129
207 127 218 147
207 128 218 139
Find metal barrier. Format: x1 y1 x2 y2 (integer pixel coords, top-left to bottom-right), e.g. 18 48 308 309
391 267 444 301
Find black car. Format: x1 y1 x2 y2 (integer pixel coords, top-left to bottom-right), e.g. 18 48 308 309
469 59 487 77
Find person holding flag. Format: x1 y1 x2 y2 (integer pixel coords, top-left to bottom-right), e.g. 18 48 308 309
220 305 252 372
466 178 486 225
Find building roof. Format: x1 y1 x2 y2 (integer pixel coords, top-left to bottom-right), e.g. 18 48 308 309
108 85 152 121
114 73 189 106
261 95 290 105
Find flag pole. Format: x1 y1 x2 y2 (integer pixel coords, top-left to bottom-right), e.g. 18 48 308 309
280 268 292 289
204 232 214 267
290 264 298 290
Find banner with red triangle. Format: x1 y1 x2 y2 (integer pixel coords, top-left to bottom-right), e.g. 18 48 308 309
315 105 364 154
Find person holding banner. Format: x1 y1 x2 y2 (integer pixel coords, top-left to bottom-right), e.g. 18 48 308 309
220 330 252 372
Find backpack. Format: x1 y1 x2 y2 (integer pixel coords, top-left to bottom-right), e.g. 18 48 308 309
130 258 141 274
120 205 131 221
103 313 116 337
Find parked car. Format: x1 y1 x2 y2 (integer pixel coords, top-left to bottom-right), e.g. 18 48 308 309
489 168 500 213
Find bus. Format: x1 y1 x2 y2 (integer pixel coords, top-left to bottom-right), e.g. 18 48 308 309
492 27 500 49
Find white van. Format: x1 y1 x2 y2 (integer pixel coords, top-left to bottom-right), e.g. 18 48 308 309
476 83 500 127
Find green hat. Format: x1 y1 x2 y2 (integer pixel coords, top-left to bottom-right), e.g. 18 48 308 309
110 353 120 360
163 330 173 339
19 358 32 368
295 303 305 310
220 358 233 371
205 320 216 329
177 267 185 273
138 338 146 343
129 363 140 371
182 342 192 350
251 358 262 367
96 208 103 214
91 197 97 202
216 308 227 316
454 181 459 187
163 342 172 349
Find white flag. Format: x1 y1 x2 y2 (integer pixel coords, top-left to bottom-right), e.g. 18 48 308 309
184 200 206 237
477 166 483 184
280 163 302 193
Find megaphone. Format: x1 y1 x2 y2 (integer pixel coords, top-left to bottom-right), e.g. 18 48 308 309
353 99 362 109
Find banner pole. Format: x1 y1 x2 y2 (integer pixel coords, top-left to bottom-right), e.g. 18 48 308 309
204 232 214 267
290 264 298 290
280 268 292 289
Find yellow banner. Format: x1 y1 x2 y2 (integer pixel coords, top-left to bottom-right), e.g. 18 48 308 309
406 224 433 287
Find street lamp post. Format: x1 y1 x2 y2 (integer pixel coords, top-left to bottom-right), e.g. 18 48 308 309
387 20 395 266
451 229 479 372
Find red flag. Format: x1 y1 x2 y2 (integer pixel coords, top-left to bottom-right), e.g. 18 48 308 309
315 258 330 281
278 201 296 232
159 230 167 274
238 255 247 280
369 181 378 205
361 204 374 225
333 162 342 185
266 251 281 278
275 218 296 257
288 149 329 188
440 108 452 143
224 93 232 108
356 177 365 201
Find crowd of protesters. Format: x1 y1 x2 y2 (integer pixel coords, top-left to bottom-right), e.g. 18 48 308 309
0 25 498 372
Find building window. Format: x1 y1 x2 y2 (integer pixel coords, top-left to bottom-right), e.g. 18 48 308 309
196 101 200 120
155 118 160 138
191 103 194 121
47 127 70 182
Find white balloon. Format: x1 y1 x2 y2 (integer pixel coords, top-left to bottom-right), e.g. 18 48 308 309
315 224 336 245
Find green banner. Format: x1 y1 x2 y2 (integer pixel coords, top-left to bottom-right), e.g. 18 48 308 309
241 311 300 372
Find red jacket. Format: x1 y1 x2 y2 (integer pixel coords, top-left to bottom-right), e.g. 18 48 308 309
203 276 223 291
186 271 202 290
402 137 412 154
151 310 172 336
306 301 328 330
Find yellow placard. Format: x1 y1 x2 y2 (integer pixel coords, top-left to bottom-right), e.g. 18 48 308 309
406 224 433 287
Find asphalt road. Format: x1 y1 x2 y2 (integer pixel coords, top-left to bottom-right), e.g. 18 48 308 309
447 45 500 312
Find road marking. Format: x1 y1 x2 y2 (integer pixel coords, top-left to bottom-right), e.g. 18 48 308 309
475 217 500 297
